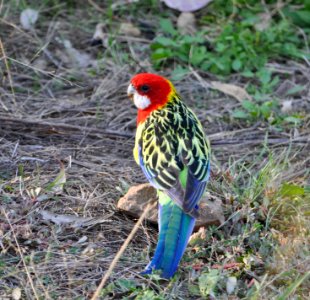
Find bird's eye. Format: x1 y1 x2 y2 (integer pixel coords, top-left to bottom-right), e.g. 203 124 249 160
140 85 150 92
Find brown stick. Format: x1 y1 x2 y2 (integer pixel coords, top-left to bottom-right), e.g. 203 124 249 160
2 208 40 300
0 116 132 138
0 116 309 146
90 201 156 300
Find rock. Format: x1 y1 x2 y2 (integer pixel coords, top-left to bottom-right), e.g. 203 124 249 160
117 183 158 221
177 12 196 34
119 22 141 37
117 183 224 230
197 196 224 228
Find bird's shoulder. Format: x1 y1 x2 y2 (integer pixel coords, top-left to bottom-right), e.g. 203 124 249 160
142 96 196 135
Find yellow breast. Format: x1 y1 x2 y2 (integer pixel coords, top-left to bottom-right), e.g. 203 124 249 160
133 123 145 165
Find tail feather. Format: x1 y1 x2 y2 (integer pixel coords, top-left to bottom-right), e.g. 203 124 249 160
143 196 196 278
168 210 194 276
142 203 170 273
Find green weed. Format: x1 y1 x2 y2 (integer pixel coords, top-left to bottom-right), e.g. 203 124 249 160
151 15 306 76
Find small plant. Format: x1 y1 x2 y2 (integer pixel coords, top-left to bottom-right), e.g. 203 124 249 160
232 69 304 125
232 99 280 122
151 15 306 76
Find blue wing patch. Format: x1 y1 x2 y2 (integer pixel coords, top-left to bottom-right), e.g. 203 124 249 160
183 161 210 213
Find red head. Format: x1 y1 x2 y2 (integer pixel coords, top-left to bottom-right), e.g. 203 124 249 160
127 73 175 124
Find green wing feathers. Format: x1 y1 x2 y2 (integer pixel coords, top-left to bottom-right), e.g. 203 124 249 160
136 95 210 210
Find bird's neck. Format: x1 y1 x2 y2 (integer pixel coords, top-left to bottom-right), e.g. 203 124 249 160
137 103 163 125
136 91 178 125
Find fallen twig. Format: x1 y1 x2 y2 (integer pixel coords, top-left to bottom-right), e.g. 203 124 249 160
90 200 156 300
0 116 308 147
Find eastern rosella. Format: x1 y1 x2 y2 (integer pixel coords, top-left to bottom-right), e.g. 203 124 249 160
127 73 211 279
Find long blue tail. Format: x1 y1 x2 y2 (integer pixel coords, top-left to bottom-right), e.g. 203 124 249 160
143 195 196 279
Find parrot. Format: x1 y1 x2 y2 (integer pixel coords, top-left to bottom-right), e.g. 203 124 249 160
127 73 211 279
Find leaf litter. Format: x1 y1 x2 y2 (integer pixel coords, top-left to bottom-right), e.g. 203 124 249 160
0 1 309 299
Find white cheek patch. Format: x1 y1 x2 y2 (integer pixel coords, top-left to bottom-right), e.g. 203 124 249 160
133 93 151 110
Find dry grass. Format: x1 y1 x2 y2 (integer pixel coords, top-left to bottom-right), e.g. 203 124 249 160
0 1 309 299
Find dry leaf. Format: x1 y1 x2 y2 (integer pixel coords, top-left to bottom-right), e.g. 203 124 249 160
91 23 109 47
49 163 66 194
189 227 207 245
76 236 88 244
56 38 96 68
281 100 293 113
12 287 22 300
39 210 111 228
119 22 141 37
63 40 94 68
20 8 38 30
211 81 252 102
39 210 92 227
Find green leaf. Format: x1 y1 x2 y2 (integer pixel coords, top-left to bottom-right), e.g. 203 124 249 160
242 70 255 78
284 116 302 124
115 279 136 292
190 46 207 66
268 75 280 89
232 59 242 71
46 163 66 193
257 69 271 85
215 42 226 52
212 56 231 73
182 35 204 44
199 270 219 297
176 52 190 63
159 18 177 36
154 36 177 47
232 110 249 119
292 10 310 26
286 85 306 96
18 164 24 177
151 48 172 61
135 289 164 300
242 100 257 112
100 282 115 297
260 101 275 119
171 66 189 81
188 283 201 296
280 183 305 197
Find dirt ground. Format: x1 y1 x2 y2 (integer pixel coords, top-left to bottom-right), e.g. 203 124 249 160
0 1 309 299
